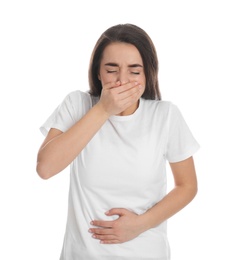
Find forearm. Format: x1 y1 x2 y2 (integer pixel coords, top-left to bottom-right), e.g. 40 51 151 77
89 186 197 244
89 153 197 244
37 103 109 178
139 184 197 231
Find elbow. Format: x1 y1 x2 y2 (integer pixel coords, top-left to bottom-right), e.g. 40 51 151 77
192 186 198 200
36 161 53 180
193 179 198 196
189 183 198 202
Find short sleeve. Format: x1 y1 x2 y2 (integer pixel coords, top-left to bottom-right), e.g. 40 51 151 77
39 90 91 136
165 104 200 163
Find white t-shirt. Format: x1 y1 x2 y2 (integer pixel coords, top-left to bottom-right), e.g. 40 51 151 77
40 90 200 260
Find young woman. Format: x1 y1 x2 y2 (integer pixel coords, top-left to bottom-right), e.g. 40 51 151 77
37 23 200 260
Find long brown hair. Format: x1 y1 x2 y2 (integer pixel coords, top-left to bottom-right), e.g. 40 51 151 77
88 23 161 100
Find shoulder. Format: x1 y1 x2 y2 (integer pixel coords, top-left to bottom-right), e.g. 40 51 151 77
142 98 176 113
65 90 90 102
64 90 91 108
141 99 183 123
60 90 92 119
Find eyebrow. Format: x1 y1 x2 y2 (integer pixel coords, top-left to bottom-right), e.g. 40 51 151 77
104 62 143 68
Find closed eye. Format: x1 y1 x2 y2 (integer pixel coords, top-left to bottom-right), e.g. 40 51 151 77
107 70 117 73
131 72 140 75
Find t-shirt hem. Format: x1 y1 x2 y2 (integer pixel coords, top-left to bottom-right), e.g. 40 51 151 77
168 143 200 163
40 123 67 136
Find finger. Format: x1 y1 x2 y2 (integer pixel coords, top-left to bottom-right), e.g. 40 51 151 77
114 81 139 94
103 81 121 90
89 228 113 235
120 87 143 105
92 234 117 241
105 208 126 216
117 85 142 101
90 220 113 228
108 80 138 92
100 239 121 244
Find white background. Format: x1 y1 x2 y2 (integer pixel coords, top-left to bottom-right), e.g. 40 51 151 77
0 0 234 259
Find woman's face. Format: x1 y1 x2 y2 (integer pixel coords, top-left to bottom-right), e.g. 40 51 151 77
98 42 146 91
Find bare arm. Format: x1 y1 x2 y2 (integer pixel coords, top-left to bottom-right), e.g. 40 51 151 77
140 156 198 229
36 103 110 179
89 156 198 244
36 81 143 179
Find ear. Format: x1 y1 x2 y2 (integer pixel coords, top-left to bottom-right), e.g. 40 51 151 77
98 74 101 80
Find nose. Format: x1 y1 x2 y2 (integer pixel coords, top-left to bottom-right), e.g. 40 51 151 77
117 70 129 85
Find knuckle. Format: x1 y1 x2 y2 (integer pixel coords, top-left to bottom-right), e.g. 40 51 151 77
96 229 102 234
129 88 136 94
94 221 100 226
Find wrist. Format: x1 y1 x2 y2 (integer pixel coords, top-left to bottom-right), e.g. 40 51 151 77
137 212 153 233
94 102 111 119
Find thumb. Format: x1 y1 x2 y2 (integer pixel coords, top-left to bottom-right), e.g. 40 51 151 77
105 208 127 216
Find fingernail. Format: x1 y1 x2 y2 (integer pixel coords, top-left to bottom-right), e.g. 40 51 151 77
90 221 94 225
105 210 109 214
88 229 92 233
